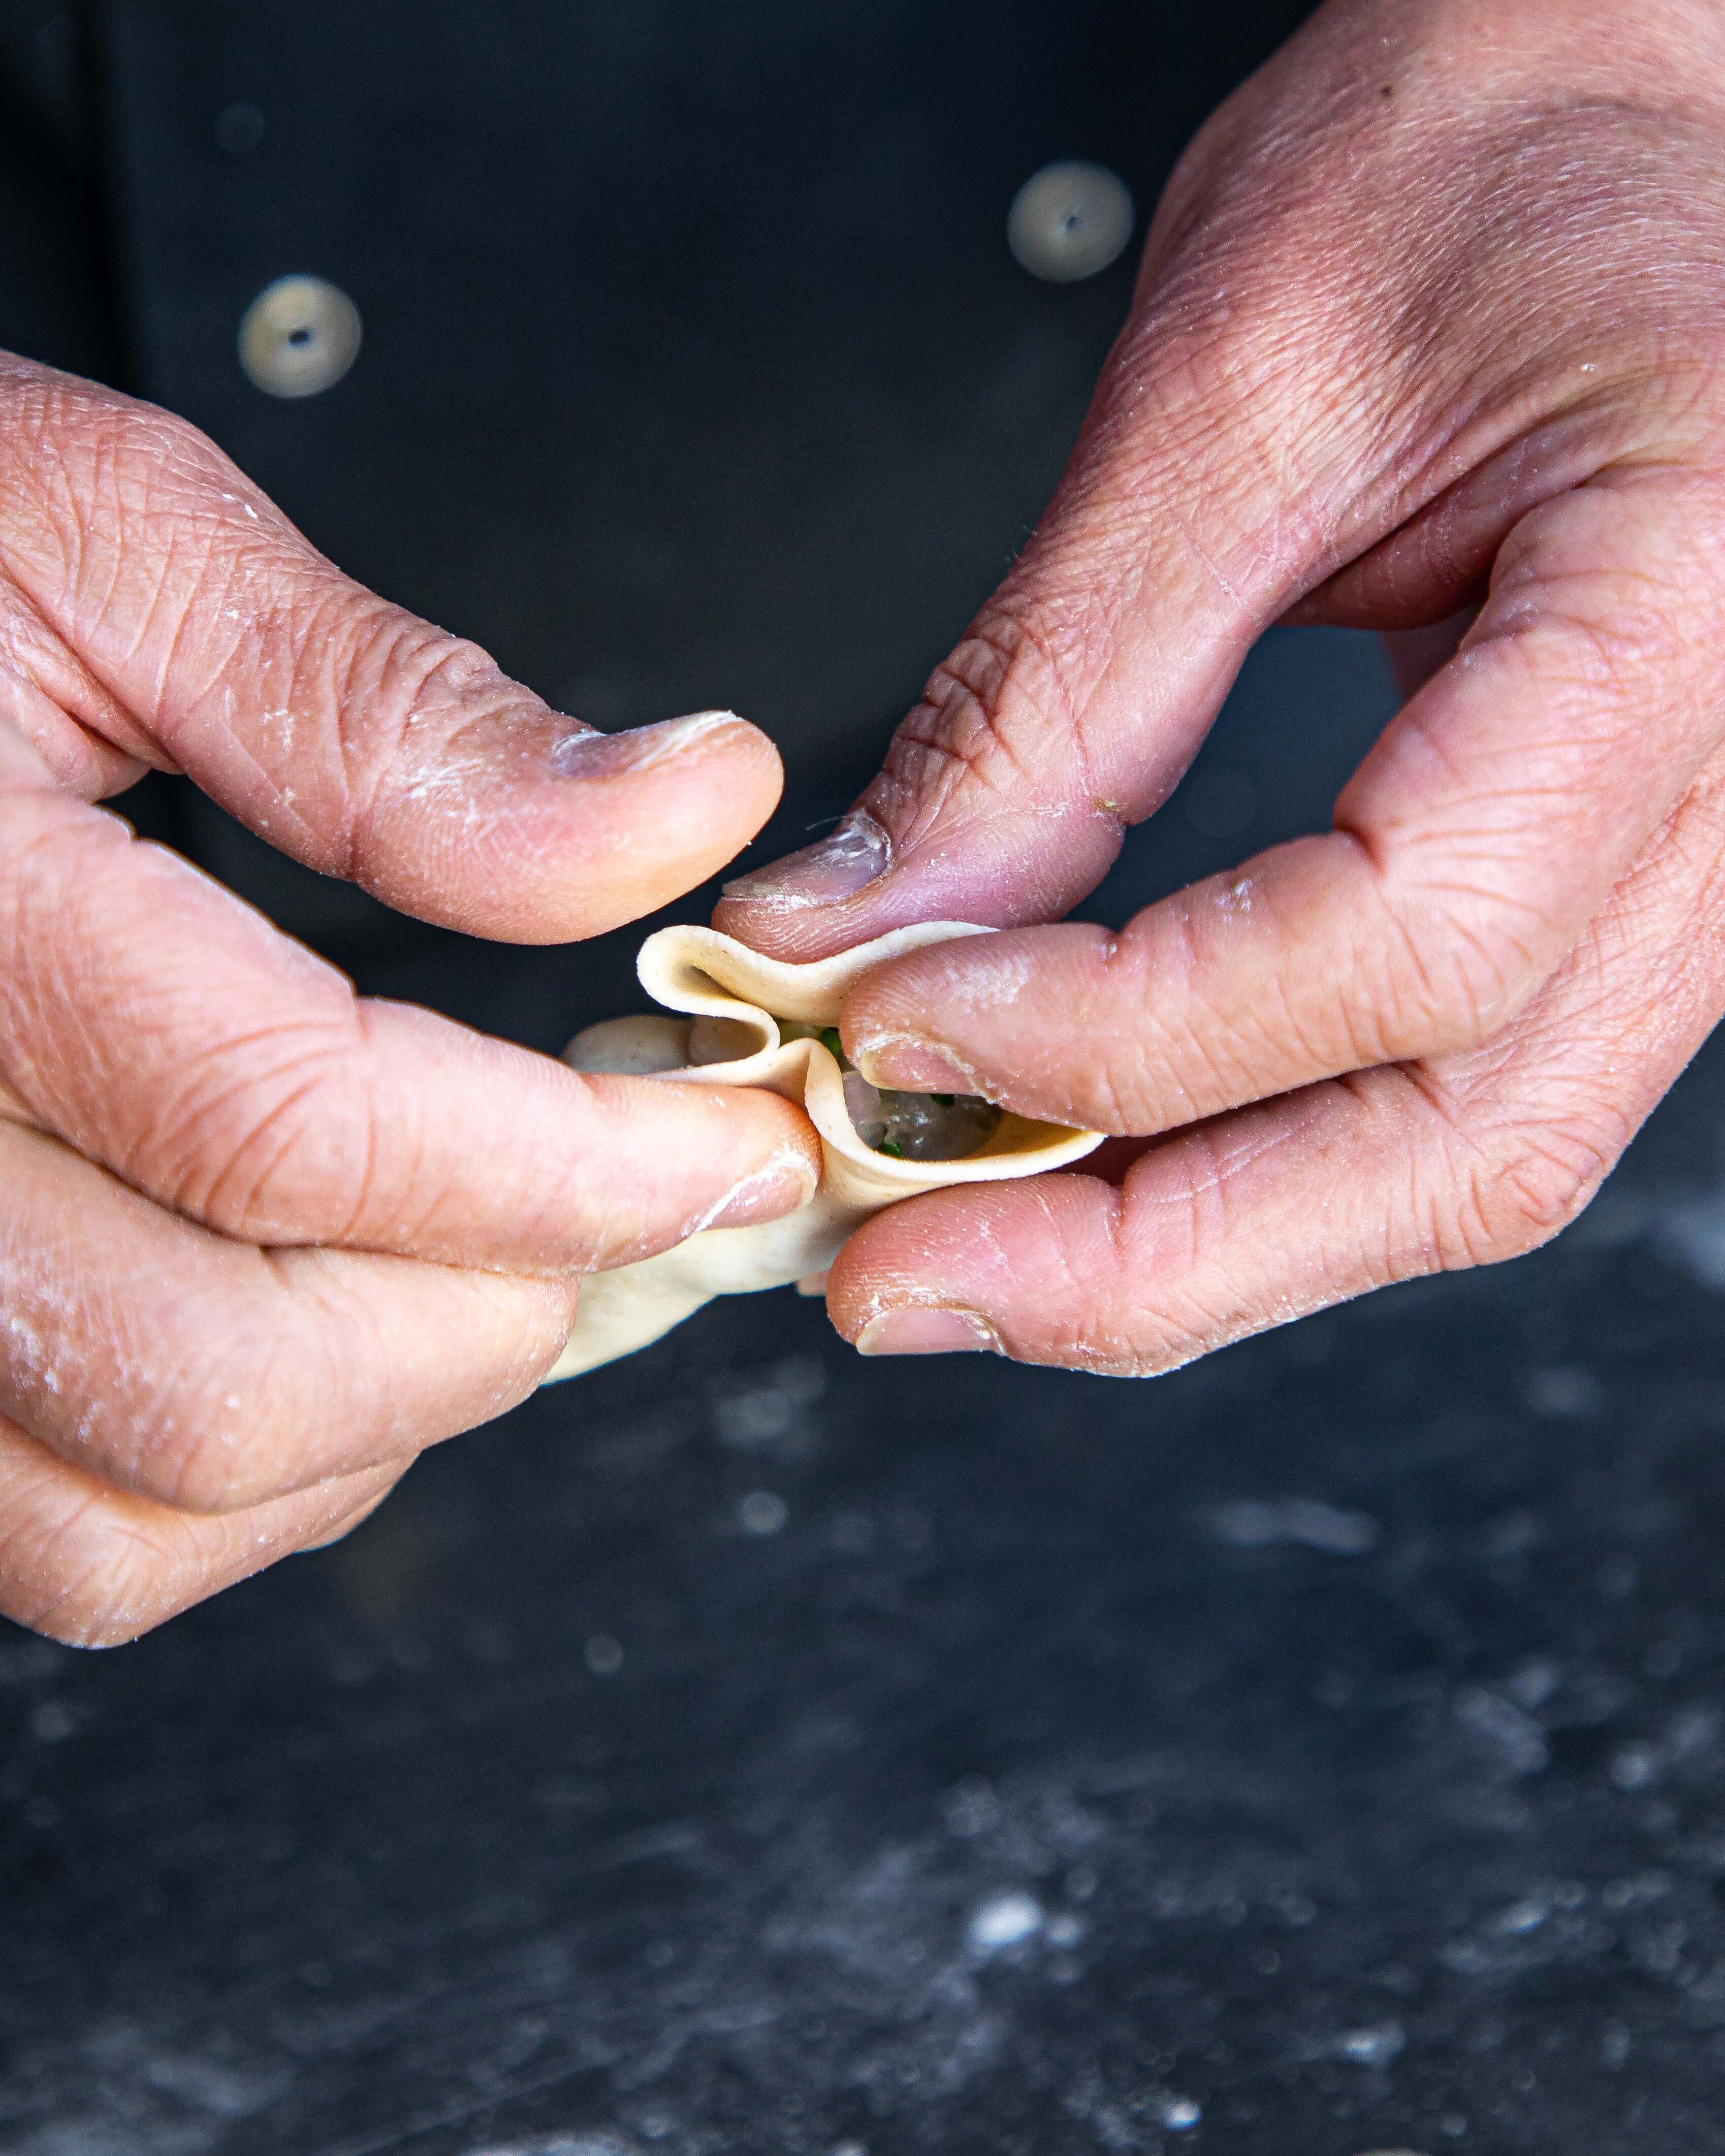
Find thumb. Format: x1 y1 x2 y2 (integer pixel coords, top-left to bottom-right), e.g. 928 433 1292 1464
707 51 1402 966
712 317 1362 957
0 359 781 942
710 0 1638 960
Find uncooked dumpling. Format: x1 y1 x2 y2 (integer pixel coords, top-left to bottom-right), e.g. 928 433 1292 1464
547 922 1102 1380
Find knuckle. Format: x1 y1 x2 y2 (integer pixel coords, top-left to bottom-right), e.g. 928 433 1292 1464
874 605 1104 844
120 1397 262 1521
201 586 527 887
361 617 500 707
139 1016 381 1246
335 618 529 844
1021 1153 1212 1376
1358 832 1556 1059
149 1434 258 1519
1451 1114 1620 1267
106 1291 315 1516
338 614 492 757
4 1498 195 1649
1043 1193 1152 1375
1415 908 1541 1052
1164 962 1296 1126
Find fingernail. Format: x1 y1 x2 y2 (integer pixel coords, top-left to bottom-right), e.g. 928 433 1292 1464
721 808 891 910
855 1307 1003 1357
699 1154 818 1233
550 709 744 777
852 1036 977 1093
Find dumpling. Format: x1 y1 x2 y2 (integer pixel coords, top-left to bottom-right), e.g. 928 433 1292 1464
549 921 1102 1379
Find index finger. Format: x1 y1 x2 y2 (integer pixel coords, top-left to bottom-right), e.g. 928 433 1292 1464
840 468 1725 1136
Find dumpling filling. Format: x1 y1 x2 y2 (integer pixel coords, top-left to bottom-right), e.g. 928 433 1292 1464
781 1023 1002 1161
574 1010 1002 1163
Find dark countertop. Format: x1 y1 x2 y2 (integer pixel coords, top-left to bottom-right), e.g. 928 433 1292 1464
6 1001 1725 2155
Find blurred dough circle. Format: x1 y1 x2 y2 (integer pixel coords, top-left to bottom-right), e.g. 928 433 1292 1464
238 275 362 398
1007 161 1135 283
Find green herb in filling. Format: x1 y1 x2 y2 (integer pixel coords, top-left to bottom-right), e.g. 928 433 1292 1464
785 1017 1002 1161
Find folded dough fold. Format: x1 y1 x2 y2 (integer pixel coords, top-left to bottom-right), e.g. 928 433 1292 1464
547 921 1102 1380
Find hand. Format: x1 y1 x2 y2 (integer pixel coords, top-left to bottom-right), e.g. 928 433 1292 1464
716 0 1725 1369
0 357 818 1642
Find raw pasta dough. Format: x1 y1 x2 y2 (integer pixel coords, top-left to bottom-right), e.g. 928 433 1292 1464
547 921 1103 1380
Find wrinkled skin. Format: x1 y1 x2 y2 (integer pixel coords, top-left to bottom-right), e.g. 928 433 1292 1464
716 0 1725 1370
0 359 820 1644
